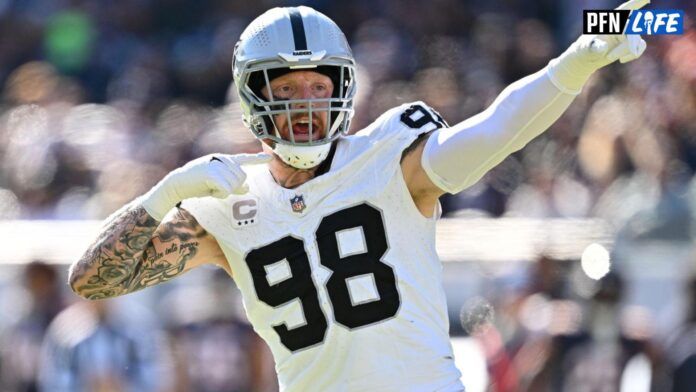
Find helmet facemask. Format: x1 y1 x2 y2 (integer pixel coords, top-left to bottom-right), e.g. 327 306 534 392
239 64 356 168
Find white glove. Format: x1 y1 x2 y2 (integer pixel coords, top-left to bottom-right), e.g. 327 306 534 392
141 153 272 220
547 0 649 94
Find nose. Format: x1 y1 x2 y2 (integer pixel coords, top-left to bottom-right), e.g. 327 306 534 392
291 83 318 111
294 83 315 101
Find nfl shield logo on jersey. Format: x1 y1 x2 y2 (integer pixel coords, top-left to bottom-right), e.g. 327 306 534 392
290 195 306 213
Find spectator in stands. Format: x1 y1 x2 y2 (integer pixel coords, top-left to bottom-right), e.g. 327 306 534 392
528 272 667 391
0 261 65 392
665 274 696 392
38 299 172 391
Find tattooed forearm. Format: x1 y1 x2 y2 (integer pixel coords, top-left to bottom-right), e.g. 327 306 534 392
69 201 205 300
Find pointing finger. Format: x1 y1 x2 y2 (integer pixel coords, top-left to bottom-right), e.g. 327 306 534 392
231 153 273 165
616 0 650 11
210 154 272 174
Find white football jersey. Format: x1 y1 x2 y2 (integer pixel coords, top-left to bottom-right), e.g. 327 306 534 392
182 102 464 392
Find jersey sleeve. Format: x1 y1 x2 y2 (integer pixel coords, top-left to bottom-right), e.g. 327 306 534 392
355 101 449 148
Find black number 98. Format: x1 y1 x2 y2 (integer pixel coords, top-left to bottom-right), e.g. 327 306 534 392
245 204 400 352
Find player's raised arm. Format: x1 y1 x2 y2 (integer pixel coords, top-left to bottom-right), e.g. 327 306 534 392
68 153 271 299
406 0 648 197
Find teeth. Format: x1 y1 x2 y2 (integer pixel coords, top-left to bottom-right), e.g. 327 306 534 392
296 119 310 124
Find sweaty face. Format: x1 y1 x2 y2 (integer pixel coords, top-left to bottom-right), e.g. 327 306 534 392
261 70 334 143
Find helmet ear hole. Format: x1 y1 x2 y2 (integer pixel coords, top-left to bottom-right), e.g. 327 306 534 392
314 66 346 98
247 71 267 99
248 68 300 100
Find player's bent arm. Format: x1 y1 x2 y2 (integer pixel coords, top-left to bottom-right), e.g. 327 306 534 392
68 202 227 300
68 152 269 299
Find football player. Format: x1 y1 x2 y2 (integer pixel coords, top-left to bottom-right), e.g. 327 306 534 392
69 2 648 391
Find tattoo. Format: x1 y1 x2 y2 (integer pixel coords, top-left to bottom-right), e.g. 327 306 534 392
401 131 433 163
69 202 206 300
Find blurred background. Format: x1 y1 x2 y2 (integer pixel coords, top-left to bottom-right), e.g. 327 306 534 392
0 0 695 391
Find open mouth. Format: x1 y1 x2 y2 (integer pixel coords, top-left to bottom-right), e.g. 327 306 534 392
289 118 323 142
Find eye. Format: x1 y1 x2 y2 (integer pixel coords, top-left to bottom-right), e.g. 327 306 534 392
313 83 330 95
273 84 294 98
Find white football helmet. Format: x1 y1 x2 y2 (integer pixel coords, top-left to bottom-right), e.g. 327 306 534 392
233 6 357 169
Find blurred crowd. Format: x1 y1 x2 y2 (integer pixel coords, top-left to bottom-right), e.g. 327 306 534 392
452 254 696 391
0 0 695 391
0 0 695 223
0 261 277 391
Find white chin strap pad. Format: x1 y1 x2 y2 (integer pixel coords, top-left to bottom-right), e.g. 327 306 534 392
274 143 332 169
